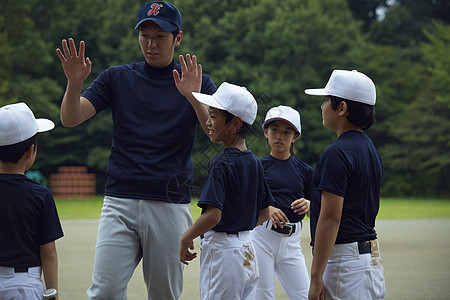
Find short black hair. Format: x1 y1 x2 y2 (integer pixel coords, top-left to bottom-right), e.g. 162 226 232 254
224 111 251 138
138 23 180 39
0 135 37 163
329 96 375 130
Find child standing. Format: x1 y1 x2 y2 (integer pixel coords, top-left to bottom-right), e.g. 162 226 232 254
179 82 273 299
0 103 63 300
251 105 312 300
305 70 385 300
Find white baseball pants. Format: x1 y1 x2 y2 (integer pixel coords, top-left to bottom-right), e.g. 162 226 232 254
0 266 43 300
252 220 309 300
87 196 192 300
200 230 259 300
323 240 386 299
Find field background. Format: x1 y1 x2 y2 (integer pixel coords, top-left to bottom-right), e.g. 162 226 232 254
55 196 450 220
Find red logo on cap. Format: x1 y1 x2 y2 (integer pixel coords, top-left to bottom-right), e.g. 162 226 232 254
147 3 163 16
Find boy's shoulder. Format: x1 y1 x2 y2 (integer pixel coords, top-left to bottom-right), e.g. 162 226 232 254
0 173 53 198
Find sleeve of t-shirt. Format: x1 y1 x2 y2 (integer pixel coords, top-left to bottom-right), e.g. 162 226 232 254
318 147 350 197
198 158 226 211
81 67 114 113
200 74 217 95
304 163 313 200
37 189 64 245
261 174 275 210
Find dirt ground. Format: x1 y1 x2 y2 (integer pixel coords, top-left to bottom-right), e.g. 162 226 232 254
57 218 450 299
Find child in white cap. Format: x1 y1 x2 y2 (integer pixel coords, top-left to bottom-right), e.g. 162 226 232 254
179 82 274 299
305 70 385 300
0 103 63 300
251 105 312 300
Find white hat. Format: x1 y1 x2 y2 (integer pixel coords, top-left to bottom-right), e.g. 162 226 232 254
263 105 301 138
0 102 55 146
192 82 257 125
304 69 376 105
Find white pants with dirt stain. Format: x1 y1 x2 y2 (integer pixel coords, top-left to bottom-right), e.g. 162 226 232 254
323 240 386 300
199 230 258 300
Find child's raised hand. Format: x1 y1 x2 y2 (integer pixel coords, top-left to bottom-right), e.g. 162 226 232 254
269 206 290 228
291 198 310 218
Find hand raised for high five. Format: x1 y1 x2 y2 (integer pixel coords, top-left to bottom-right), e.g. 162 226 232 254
173 54 202 97
56 38 92 84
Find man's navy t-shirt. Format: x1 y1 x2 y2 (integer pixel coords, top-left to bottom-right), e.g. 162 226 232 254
82 60 216 204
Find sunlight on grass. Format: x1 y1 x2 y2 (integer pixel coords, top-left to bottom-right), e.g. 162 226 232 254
55 196 450 220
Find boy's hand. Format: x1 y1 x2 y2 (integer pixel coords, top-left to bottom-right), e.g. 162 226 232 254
179 233 197 265
292 198 310 217
269 206 289 228
173 54 202 97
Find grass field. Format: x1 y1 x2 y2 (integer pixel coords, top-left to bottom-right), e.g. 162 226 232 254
54 196 450 220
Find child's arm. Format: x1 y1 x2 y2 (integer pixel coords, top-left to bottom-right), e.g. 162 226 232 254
260 206 290 228
292 198 310 218
179 205 221 265
40 241 59 299
256 206 271 226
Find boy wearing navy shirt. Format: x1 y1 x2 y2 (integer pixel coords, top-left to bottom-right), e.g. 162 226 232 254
305 70 385 300
179 82 273 299
0 103 63 300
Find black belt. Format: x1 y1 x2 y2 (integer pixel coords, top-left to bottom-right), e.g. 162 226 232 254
358 241 371 254
271 224 296 237
312 241 371 256
14 267 29 273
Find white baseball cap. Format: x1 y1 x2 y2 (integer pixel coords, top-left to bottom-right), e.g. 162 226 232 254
304 69 376 105
192 82 257 125
0 102 55 146
263 105 301 138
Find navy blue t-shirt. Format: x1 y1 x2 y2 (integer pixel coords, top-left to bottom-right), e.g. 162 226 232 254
0 174 64 268
310 131 383 245
260 155 312 223
198 148 274 233
82 60 216 203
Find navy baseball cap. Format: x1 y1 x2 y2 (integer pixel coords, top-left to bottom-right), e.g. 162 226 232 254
135 1 182 32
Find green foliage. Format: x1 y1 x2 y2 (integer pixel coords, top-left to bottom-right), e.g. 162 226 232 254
2 0 449 197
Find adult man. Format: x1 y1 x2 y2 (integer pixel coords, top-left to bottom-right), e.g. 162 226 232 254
56 2 216 299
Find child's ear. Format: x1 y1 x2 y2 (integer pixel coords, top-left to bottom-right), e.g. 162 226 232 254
232 116 243 131
263 128 269 138
338 101 348 116
24 144 35 159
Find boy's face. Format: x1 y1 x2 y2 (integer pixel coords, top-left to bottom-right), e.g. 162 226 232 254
264 120 297 156
206 107 230 144
138 21 181 68
321 96 339 130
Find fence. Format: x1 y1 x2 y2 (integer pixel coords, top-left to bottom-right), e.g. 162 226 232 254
50 166 96 198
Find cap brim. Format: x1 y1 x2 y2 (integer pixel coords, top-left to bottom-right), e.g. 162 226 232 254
134 18 178 32
263 117 299 133
36 118 55 133
192 92 225 110
304 88 329 96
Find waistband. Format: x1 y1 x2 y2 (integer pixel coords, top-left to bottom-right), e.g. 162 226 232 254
200 230 251 240
262 220 300 237
0 266 41 275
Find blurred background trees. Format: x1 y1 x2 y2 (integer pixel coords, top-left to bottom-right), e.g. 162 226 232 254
1 0 448 197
